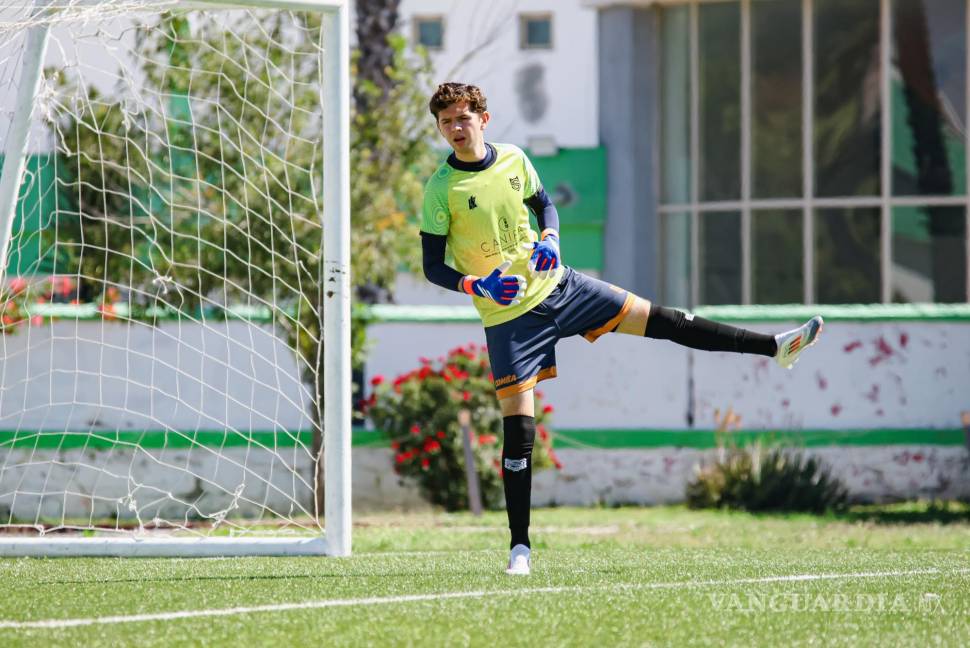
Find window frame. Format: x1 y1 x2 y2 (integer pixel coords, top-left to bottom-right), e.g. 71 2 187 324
519 13 554 50
412 15 445 51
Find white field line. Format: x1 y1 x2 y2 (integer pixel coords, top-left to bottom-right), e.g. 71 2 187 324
1 567 968 630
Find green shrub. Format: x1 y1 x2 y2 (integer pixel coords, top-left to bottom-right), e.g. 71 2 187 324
365 343 561 511
686 444 849 513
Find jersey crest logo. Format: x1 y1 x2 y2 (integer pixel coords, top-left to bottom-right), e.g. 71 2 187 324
509 175 521 191
468 195 478 210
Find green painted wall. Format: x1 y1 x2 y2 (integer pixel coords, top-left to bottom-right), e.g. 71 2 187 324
527 147 606 272
0 427 964 450
4 147 608 276
0 153 58 276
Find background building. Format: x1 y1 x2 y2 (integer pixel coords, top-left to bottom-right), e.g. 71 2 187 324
590 0 970 306
399 0 599 148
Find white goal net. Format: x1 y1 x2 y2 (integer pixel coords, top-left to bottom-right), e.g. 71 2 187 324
0 0 351 556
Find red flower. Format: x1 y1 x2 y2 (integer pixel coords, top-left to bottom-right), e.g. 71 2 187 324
390 440 400 450
478 434 498 445
424 439 441 453
9 277 27 294
462 390 471 401
421 457 430 469
542 404 554 414
30 315 43 327
370 375 384 386
419 356 432 365
410 424 421 436
436 430 446 439
395 453 406 464
418 366 432 380
55 276 74 296
537 425 549 441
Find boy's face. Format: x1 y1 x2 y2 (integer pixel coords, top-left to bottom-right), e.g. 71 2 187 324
436 100 490 160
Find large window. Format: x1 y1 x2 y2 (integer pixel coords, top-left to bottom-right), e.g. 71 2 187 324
698 3 741 201
658 0 970 305
752 0 802 199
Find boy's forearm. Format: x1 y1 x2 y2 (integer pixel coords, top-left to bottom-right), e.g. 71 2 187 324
421 232 469 293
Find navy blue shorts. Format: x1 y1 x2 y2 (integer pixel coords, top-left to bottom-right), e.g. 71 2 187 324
484 267 635 399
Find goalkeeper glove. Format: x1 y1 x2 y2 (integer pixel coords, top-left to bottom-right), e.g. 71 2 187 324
522 229 560 279
461 260 527 306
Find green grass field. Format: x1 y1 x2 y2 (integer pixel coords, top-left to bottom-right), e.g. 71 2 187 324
1 504 968 646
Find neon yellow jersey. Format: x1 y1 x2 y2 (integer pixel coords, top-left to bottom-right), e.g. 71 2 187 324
421 143 562 327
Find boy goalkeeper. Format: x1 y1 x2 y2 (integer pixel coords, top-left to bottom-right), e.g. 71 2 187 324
420 83 822 575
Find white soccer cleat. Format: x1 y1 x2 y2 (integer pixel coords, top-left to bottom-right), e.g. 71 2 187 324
506 544 531 576
774 315 824 369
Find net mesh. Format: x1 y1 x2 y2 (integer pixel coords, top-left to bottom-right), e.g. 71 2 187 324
0 1 329 537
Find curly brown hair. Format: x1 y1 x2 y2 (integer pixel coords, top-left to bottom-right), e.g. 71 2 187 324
428 82 488 119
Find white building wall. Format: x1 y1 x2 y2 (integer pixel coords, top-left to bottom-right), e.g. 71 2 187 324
398 0 599 147
3 319 967 436
1 3 599 150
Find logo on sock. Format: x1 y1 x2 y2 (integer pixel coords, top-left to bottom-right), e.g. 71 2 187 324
504 457 528 472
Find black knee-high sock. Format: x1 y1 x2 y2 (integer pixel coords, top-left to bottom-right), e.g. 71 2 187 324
645 304 777 356
502 415 535 549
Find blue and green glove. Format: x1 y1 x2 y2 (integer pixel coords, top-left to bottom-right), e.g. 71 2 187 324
522 229 561 280
461 260 527 306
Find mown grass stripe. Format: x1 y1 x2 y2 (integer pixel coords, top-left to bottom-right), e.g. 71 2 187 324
0 427 963 450
1 567 964 630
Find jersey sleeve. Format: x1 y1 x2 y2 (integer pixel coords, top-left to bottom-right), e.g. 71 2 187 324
521 148 542 198
420 176 451 236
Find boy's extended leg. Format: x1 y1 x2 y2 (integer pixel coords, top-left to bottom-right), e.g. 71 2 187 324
499 389 534 575
616 296 822 368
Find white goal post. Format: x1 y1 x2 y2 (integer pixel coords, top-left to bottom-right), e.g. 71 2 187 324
0 0 351 556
